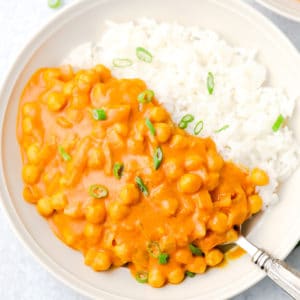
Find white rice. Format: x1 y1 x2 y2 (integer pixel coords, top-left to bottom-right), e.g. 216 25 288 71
62 19 300 207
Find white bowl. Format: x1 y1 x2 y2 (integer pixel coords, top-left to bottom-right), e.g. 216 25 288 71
256 0 300 22
0 0 300 299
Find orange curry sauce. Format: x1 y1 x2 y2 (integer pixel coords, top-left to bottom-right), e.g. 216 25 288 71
17 65 269 287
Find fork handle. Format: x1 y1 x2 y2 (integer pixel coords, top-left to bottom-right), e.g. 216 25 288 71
252 249 300 299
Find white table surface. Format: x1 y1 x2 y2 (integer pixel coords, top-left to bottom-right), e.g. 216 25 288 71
0 1 299 299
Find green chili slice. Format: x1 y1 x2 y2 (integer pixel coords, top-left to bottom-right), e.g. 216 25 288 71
215 124 229 133
158 252 169 265
194 120 204 135
178 121 188 129
207 72 214 95
181 114 194 123
153 147 163 170
145 118 156 136
136 47 153 63
189 243 203 256
112 58 133 68
113 162 124 179
147 241 161 258
135 176 149 196
138 90 155 103
185 271 196 278
92 108 107 121
88 184 108 199
135 271 148 283
58 146 71 162
272 114 285 132
48 0 61 9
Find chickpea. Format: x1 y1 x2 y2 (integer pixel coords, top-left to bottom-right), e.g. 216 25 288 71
194 190 213 209
71 92 89 109
92 250 112 271
37 197 53 217
94 64 112 82
85 201 106 224
22 164 40 184
248 194 263 214
184 154 203 171
205 249 224 267
187 256 207 274
160 235 176 253
226 229 239 243
192 221 207 239
108 202 130 221
84 248 97 266
208 212 228 233
250 168 269 186
22 102 39 118
148 269 165 288
114 123 128 137
160 197 178 216
155 123 172 143
132 250 149 269
26 143 40 164
175 248 193 264
22 117 33 134
90 83 107 107
114 244 131 264
63 81 75 96
76 73 93 92
23 186 39 204
178 174 202 194
127 138 144 154
47 92 67 112
168 268 185 284
63 230 77 246
50 193 68 210
207 150 224 171
205 172 220 191
59 65 74 81
83 223 102 241
163 158 184 180
87 148 104 169
119 184 140 205
149 107 168 122
169 134 187 149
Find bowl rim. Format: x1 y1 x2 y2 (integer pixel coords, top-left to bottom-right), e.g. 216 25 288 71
0 0 299 299
255 0 300 22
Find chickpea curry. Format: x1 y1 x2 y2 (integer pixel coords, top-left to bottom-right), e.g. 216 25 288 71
17 64 269 287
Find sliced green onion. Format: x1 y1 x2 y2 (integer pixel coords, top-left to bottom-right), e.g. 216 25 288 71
272 114 285 132
88 184 108 199
48 0 61 8
113 162 124 179
178 121 188 129
153 147 163 170
112 58 133 68
181 114 194 123
215 124 229 133
185 271 196 278
207 72 214 95
135 271 148 283
194 120 204 135
158 252 169 265
58 146 71 161
138 90 154 103
92 108 107 121
189 243 203 256
147 241 161 258
136 47 153 63
135 176 149 196
145 118 156 136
